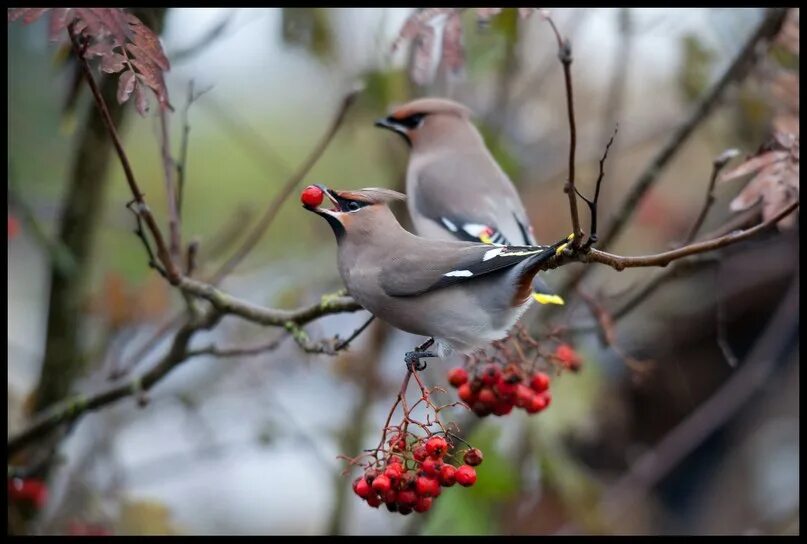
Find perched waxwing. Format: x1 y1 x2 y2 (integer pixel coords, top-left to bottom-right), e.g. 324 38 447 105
302 184 571 367
375 97 565 306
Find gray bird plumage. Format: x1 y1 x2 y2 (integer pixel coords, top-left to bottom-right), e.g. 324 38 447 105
304 185 568 357
376 97 564 305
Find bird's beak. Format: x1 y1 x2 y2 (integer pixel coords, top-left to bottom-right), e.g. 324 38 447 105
374 116 405 133
304 184 343 218
374 116 411 146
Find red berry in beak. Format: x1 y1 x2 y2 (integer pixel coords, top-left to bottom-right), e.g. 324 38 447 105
301 185 324 207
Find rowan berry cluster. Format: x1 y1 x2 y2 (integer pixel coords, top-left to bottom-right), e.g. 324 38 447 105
352 435 482 515
446 325 584 418
448 363 552 417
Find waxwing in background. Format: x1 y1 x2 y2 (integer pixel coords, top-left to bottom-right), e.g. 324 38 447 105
375 97 565 306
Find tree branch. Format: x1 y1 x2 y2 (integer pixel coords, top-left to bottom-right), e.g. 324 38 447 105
208 87 361 283
67 23 180 284
573 200 797 270
556 8 788 295
544 14 582 246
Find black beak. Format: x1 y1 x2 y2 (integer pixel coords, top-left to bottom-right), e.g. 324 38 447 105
374 116 399 131
304 183 342 216
374 116 411 146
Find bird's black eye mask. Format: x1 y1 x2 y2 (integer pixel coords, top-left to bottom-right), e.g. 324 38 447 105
335 196 370 213
374 113 429 147
395 113 427 129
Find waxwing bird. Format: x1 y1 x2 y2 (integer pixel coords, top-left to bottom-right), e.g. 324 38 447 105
375 97 565 306
301 184 571 368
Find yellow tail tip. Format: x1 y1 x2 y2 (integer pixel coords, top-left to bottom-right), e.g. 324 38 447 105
533 292 565 306
480 233 493 244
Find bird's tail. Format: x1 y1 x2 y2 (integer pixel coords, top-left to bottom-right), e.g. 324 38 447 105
512 234 573 306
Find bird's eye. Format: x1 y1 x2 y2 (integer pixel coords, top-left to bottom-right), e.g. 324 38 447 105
347 201 361 211
400 113 426 129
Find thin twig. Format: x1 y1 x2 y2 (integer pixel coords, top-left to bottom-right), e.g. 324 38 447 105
334 314 376 351
158 108 181 263
67 24 180 284
544 15 583 246
714 263 739 367
555 8 788 296
208 87 361 283
598 277 798 527
681 148 739 245
574 200 798 270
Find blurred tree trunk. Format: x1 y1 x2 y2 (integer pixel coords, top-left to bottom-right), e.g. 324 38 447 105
33 8 168 415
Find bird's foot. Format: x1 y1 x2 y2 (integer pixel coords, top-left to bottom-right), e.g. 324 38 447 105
405 350 437 372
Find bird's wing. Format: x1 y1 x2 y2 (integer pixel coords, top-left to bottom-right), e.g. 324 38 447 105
380 243 554 297
411 153 536 246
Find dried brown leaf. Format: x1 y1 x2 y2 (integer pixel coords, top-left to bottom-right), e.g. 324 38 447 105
117 69 136 104
411 24 436 86
727 138 799 231
441 11 464 74
392 8 455 52
101 52 127 74
133 79 150 116
719 151 788 182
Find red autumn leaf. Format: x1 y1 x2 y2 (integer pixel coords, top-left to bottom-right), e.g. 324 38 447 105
411 24 436 86
117 69 136 104
721 139 799 231
8 7 171 115
441 11 465 75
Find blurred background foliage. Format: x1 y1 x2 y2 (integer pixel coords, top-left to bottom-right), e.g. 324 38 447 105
7 8 799 535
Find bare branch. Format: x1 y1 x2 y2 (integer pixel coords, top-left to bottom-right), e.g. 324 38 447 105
682 148 740 245
209 87 361 283
544 14 583 246
574 200 798 270
556 8 789 295
68 23 180 284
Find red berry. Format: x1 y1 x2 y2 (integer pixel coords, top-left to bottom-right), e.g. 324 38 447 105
366 493 383 508
8 478 48 509
421 457 442 477
555 343 582 370
353 478 372 499
300 185 324 207
388 455 403 466
447 367 469 388
414 496 433 513
398 505 413 515
478 387 497 407
372 474 391 494
463 448 484 466
472 401 492 417
530 372 550 393
383 489 398 505
385 464 403 481
526 393 548 414
397 489 417 506
494 377 518 398
514 384 534 408
385 501 398 513
415 476 440 497
480 364 501 386
455 465 477 487
363 468 379 484
413 445 428 462
457 383 476 404
425 436 448 458
492 399 514 416
438 464 456 487
542 391 552 407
